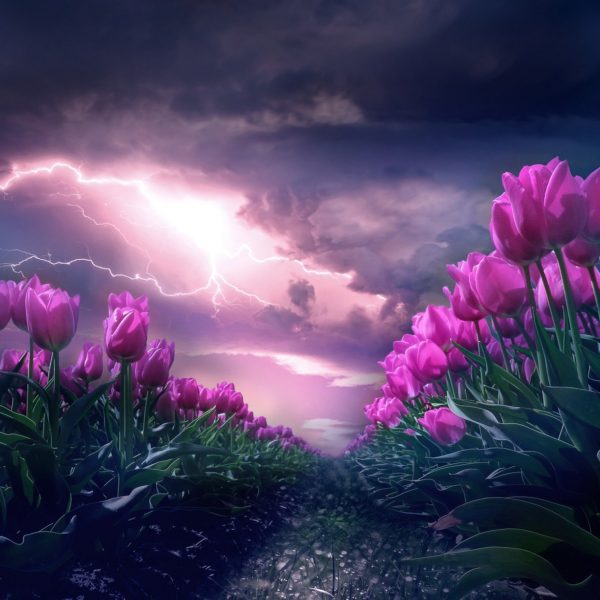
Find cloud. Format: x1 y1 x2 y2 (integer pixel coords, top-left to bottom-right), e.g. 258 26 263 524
288 278 316 314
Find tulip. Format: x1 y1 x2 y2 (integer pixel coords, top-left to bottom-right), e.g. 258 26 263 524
60 366 86 398
72 342 103 382
11 275 51 331
582 166 600 243
171 377 200 418
0 280 15 330
502 160 586 248
447 252 486 313
104 307 148 362
135 338 175 388
447 347 469 372
412 305 455 351
443 284 482 322
418 407 467 445
107 291 149 315
155 388 178 421
405 340 448 382
564 237 600 268
385 363 422 400
25 287 80 351
393 333 420 354
490 194 547 264
470 255 527 316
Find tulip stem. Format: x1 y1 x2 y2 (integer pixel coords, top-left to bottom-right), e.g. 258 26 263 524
588 266 600 324
535 259 564 350
523 265 551 407
118 362 134 468
142 389 153 444
26 336 34 419
554 248 587 387
490 315 511 372
51 351 60 446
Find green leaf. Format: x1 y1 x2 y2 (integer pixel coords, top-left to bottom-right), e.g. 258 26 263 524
0 405 45 443
66 441 113 494
449 497 600 558
453 528 561 553
140 441 228 468
58 380 114 450
0 525 75 572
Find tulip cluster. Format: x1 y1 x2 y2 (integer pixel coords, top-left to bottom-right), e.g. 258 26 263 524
1 276 311 454
351 157 600 451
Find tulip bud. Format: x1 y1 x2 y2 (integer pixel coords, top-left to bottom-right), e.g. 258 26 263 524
418 407 466 445
104 307 148 362
72 342 103 382
25 287 80 351
12 275 52 331
405 340 448 383
135 338 175 387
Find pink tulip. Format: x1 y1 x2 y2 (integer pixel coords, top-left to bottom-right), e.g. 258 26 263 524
490 193 547 264
393 333 420 354
12 275 52 331
443 284 484 322
385 363 422 400
25 287 80 351
405 340 448 382
470 255 527 316
60 366 86 398
155 388 178 421
135 338 175 387
0 280 15 330
582 166 600 243
412 305 456 351
418 407 467 445
536 255 594 316
447 252 486 313
107 291 149 315
564 237 600 268
447 347 469 372
502 159 586 248
104 307 148 362
171 377 200 414
72 342 103 382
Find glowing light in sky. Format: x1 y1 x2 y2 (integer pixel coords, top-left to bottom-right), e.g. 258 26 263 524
0 160 385 318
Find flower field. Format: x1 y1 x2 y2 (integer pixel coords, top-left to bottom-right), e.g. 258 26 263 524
3 157 600 599
346 158 600 598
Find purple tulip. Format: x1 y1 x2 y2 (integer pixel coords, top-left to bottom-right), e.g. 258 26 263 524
171 377 199 416
135 338 175 387
155 388 178 421
418 407 467 445
447 252 487 314
536 255 594 316
385 363 422 400
60 366 86 398
104 307 148 362
72 342 103 382
25 287 80 351
412 305 456 351
447 347 469 372
107 291 149 315
405 340 448 383
503 159 586 249
582 166 600 243
393 333 420 354
443 284 484 322
564 237 600 268
470 255 527 317
490 194 547 264
11 275 52 331
0 280 15 330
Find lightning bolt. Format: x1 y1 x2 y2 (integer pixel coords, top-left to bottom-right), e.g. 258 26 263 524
0 161 369 317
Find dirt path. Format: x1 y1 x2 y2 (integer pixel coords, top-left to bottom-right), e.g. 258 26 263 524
1 460 531 600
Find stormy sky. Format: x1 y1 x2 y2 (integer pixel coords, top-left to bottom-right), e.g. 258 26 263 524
1 0 600 452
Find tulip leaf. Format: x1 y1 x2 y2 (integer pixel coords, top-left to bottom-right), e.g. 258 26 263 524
140 441 228 467
543 385 600 430
452 528 561 553
66 441 113 494
0 525 75 572
0 371 51 404
58 380 114 450
0 405 45 443
448 497 600 558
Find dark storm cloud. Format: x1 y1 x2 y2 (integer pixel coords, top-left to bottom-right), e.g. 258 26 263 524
2 0 600 358
288 279 316 314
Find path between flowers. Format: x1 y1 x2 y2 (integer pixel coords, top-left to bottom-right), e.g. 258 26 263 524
2 461 533 600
